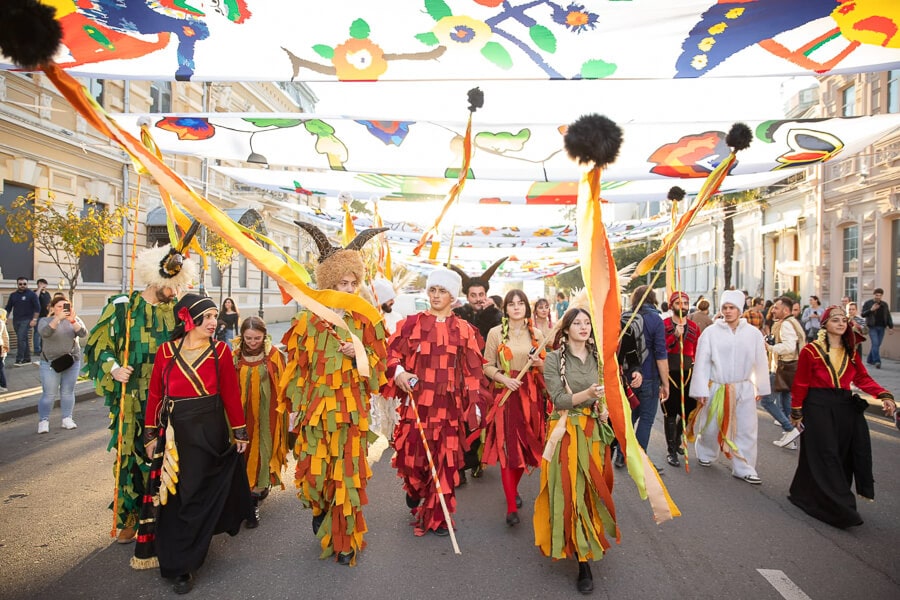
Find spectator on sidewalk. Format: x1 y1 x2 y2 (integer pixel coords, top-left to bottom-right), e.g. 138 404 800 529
0 309 8 392
32 279 51 356
216 297 240 348
688 298 714 333
847 302 869 357
742 297 766 333
36 295 86 434
5 278 40 365
861 288 893 369
802 296 824 343
763 296 804 450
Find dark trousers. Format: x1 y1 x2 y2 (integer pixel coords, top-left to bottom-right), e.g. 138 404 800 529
13 320 31 362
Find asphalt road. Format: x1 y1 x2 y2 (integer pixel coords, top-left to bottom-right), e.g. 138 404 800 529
1 398 899 600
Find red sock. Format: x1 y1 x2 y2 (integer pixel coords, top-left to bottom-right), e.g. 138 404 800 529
501 467 525 514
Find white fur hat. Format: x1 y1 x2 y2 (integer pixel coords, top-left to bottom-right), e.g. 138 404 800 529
134 244 197 291
426 268 461 298
720 290 745 312
372 278 396 304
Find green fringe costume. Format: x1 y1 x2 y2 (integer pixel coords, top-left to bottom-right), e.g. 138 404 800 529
82 291 174 529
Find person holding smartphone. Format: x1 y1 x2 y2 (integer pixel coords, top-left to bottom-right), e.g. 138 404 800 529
36 295 86 433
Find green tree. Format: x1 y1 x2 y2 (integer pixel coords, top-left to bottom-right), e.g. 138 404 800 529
0 192 128 298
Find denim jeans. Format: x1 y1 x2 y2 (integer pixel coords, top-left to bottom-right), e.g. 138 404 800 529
33 326 42 355
867 326 885 365
0 356 6 388
38 357 81 421
631 378 661 451
760 372 793 432
13 320 31 362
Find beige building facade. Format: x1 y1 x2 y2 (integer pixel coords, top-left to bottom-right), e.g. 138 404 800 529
0 72 323 336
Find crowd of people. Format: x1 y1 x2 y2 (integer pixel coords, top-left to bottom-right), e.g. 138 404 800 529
7 235 898 596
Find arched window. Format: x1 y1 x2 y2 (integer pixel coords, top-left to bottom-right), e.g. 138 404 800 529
150 81 172 112
842 224 859 302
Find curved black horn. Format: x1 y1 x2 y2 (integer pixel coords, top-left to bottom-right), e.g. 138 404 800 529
481 256 508 281
345 227 389 252
294 220 338 263
447 264 471 291
175 220 202 253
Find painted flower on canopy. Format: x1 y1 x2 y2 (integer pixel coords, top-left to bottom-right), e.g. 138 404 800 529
155 117 215 140
552 3 599 34
433 15 492 51
474 0 504 6
355 120 414 146
332 38 388 81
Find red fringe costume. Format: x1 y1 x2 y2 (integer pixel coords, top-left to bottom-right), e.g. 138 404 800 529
235 342 289 490
385 312 488 535
281 309 387 563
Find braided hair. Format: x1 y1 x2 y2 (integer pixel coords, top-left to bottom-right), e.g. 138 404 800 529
553 307 598 391
235 316 268 360
498 289 542 372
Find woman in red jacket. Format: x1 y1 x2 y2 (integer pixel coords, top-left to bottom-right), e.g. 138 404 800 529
788 304 896 529
144 294 250 594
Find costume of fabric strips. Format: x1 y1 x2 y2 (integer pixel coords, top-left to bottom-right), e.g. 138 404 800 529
281 309 387 564
385 312 488 535
82 291 174 531
482 322 547 470
534 347 619 562
235 339 289 489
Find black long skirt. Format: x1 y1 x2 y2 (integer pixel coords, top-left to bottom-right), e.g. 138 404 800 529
788 388 873 529
156 394 250 578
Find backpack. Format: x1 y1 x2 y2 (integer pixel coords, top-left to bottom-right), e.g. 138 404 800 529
620 310 648 371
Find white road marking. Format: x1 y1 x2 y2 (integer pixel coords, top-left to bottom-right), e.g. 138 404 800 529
757 569 813 600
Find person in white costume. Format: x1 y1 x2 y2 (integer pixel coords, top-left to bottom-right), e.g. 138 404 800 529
688 290 771 484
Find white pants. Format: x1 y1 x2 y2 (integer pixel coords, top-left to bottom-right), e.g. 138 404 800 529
694 381 759 478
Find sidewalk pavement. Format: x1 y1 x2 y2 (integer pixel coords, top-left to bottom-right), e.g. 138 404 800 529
2 322 898 424
0 320 293 424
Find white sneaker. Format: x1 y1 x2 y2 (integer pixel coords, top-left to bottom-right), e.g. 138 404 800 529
773 420 781 427
0 387 8 393
61 417 77 430
37 420 49 434
774 427 801 448
784 441 798 450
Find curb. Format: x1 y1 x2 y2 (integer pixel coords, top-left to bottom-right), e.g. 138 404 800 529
0 383 100 423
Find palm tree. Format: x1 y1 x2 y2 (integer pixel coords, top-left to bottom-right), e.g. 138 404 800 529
718 188 761 290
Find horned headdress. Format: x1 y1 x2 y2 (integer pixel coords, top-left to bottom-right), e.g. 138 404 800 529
294 221 388 291
134 221 200 291
447 257 508 294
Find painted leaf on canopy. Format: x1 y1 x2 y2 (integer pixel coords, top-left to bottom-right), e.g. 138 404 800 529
529 25 557 54
425 0 453 21
349 19 371 40
581 59 617 79
481 41 513 70
313 44 336 59
242 118 303 129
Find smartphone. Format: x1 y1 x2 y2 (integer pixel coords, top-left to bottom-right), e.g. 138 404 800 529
408 377 419 389
63 302 71 311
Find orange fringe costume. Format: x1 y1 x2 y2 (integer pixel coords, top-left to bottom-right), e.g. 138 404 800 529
281 310 387 563
385 313 488 535
235 340 289 490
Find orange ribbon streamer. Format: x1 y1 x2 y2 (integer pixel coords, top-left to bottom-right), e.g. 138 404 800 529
412 112 473 256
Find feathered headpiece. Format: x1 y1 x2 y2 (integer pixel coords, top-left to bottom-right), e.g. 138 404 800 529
447 257 508 294
295 220 387 291
134 221 201 291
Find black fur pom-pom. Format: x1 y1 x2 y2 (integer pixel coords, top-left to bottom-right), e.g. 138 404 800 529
467 87 484 113
667 186 686 201
1 0 62 69
725 122 752 152
564 114 623 168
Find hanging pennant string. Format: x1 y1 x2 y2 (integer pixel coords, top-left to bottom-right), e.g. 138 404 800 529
110 173 143 538
413 88 483 256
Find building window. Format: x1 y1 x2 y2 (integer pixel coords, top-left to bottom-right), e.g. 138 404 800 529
842 225 858 272
210 260 222 288
842 85 856 116
843 276 858 303
893 219 900 305
80 201 106 283
0 182 35 280
889 70 900 114
150 81 172 112
87 79 105 106
238 254 247 288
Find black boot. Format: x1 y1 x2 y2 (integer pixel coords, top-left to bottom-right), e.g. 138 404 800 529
245 494 260 529
405 493 420 509
458 468 468 486
173 573 193 595
577 561 593 594
312 512 325 535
